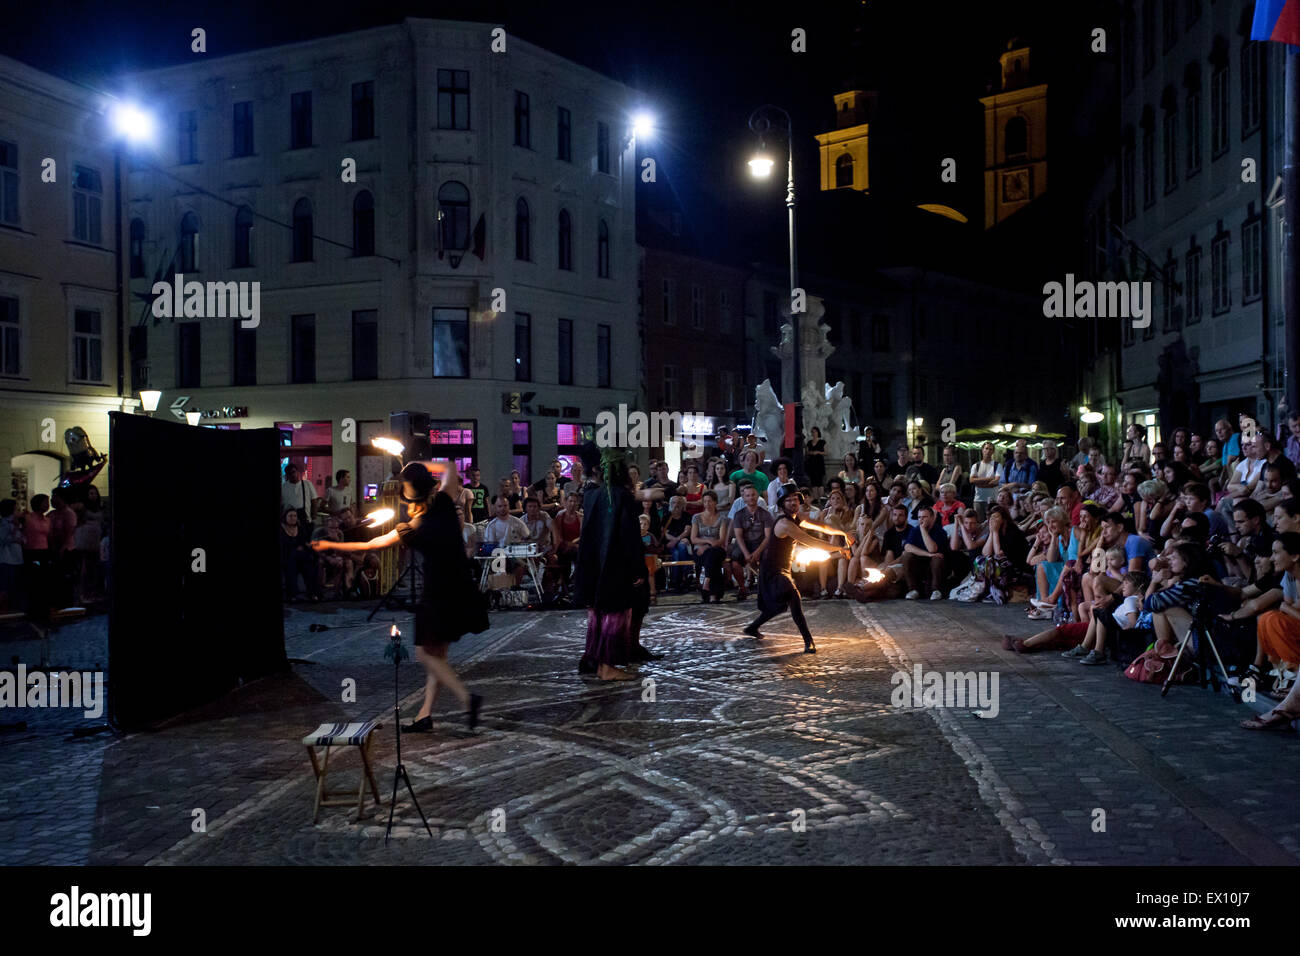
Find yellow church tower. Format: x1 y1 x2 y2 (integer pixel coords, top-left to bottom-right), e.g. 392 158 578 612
979 41 1047 229
815 90 876 193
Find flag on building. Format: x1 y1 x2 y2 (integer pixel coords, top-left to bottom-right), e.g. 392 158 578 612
1252 0 1300 46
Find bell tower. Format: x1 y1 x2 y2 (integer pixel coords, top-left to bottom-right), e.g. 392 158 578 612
979 40 1048 229
815 90 877 193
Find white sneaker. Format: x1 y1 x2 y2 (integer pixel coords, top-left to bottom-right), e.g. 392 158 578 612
930 590 943 601
905 590 920 599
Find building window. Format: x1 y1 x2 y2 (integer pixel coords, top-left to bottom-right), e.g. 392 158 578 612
352 190 375 256
663 364 678 407
0 140 17 225
352 309 378 380
1211 60 1229 157
512 421 531 486
1241 41 1261 137
556 423 594 477
557 106 571 161
690 284 705 329
557 209 572 270
436 181 470 252
1162 100 1178 193
178 110 198 164
178 211 200 272
721 370 736 411
515 198 531 260
663 279 677 325
351 81 375 140
72 165 102 245
1242 212 1262 302
597 220 610 278
232 101 254 157
514 312 532 382
1211 225 1230 314
234 206 254 267
129 324 148 398
557 318 573 386
290 91 312 149
1122 136 1136 222
1142 113 1156 207
1185 87 1202 175
176 321 200 388
432 307 469 378
514 91 530 148
292 198 313 262
129 218 145 277
871 314 890 351
291 313 316 384
1162 0 1177 50
693 367 708 409
437 69 470 130
1185 241 1202 324
597 323 610 387
835 154 853 188
1142 0 1156 73
872 374 892 418
0 296 19 376
596 121 610 174
233 325 256 386
1004 116 1028 159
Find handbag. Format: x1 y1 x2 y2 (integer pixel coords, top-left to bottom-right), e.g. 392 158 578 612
949 572 986 603
1124 640 1196 684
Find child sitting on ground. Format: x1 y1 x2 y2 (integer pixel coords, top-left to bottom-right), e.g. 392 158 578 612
1062 571 1150 665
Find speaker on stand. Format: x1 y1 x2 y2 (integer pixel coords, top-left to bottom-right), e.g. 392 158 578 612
389 411 432 461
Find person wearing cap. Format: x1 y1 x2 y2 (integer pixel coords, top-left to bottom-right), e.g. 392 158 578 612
741 485 851 653
312 461 486 732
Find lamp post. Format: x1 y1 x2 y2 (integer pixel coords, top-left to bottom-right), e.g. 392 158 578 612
108 101 155 403
748 104 803 481
138 389 161 416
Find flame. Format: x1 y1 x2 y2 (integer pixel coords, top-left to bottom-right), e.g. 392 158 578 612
794 547 832 564
371 437 406 457
390 624 399 636
366 508 396 527
864 568 886 584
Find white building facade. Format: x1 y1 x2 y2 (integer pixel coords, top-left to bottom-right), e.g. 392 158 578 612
121 18 640 504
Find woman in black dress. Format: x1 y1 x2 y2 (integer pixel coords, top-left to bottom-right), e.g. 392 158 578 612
805 427 827 496
312 462 487 731
742 485 851 653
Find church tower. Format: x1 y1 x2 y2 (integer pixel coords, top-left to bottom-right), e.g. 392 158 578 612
815 90 877 193
979 40 1047 229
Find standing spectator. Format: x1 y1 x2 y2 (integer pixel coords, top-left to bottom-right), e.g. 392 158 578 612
903 504 950 601
970 441 1000 517
937 443 964 493
1070 437 1093 470
1120 422 1151 473
766 458 797 513
47 490 77 608
805 427 828 496
888 444 910 479
539 471 564 515
0 499 23 611
728 450 770 500
1001 439 1039 494
465 467 491 523
1284 413 1300 473
707 459 734 510
906 446 939 486
1036 439 1066 495
280 507 321 602
73 486 104 603
281 464 319 531
324 469 354 520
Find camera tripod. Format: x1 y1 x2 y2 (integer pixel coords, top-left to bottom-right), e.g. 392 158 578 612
1161 598 1232 697
367 551 422 621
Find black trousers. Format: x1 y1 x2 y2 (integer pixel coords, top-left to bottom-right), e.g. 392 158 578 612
696 545 727 597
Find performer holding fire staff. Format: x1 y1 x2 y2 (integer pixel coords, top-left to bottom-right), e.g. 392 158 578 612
312 461 487 731
742 485 851 654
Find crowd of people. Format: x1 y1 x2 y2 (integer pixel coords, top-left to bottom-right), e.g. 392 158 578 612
0 486 108 622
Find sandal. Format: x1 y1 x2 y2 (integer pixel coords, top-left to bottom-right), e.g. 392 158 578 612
1266 685 1292 702
1240 710 1298 731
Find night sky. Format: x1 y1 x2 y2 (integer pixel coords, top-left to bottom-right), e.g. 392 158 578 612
4 1 1090 276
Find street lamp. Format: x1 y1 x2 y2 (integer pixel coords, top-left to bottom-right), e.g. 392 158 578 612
185 411 202 426
107 98 156 403
138 389 161 415
748 104 803 480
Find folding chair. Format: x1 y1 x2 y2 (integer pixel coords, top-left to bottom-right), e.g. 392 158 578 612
303 719 385 823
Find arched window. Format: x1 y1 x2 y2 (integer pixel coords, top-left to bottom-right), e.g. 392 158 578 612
292 198 313 262
1004 116 1028 158
178 211 199 272
515 198 531 261
597 219 610 277
352 190 374 257
129 218 145 277
557 209 572 271
835 154 854 188
234 206 254 268
437 181 470 252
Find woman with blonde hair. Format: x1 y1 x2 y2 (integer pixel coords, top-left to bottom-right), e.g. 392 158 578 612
815 487 857 598
312 462 487 730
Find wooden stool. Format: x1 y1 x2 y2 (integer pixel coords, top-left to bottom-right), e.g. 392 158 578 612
303 720 384 824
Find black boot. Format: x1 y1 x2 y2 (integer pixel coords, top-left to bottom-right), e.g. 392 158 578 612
466 694 483 730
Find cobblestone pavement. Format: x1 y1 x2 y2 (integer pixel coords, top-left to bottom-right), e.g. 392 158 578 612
1 595 1298 865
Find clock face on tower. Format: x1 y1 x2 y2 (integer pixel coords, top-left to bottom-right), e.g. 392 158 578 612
1002 168 1031 203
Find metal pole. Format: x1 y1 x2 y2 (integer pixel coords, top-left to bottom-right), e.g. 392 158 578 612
786 116 804 482
114 149 125 401
1284 49 1300 419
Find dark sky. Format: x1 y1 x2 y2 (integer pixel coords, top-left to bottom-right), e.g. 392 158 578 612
3 1 1087 274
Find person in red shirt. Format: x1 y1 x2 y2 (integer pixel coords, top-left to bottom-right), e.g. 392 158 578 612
933 482 966 526
1055 482 1083 526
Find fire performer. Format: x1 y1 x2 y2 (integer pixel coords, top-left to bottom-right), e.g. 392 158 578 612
742 485 851 653
312 461 487 731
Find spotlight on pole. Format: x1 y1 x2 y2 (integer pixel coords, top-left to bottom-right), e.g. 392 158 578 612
110 102 156 145
631 111 655 140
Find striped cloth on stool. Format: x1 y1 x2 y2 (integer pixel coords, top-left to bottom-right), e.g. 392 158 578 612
303 719 381 747
303 719 384 823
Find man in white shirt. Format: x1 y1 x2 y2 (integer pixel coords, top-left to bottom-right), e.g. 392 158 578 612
483 495 529 547
324 469 354 520
1219 438 1266 519
280 464 319 527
